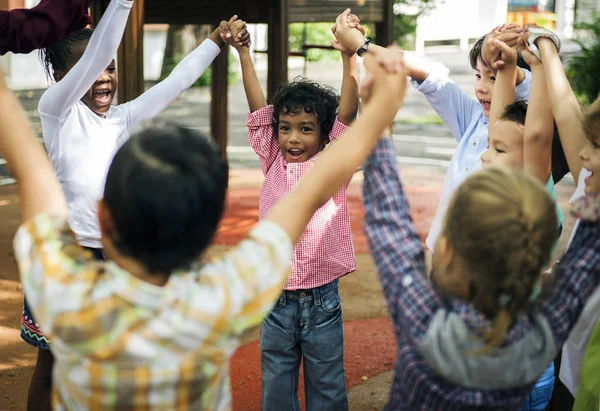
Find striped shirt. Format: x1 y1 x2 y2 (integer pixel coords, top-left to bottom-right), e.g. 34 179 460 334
363 138 600 410
247 105 356 290
14 213 292 410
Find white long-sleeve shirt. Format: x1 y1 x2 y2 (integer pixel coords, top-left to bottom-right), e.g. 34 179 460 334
38 0 221 248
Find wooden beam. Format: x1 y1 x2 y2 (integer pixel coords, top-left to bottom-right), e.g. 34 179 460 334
267 0 288 101
210 43 229 162
375 0 394 47
116 0 145 103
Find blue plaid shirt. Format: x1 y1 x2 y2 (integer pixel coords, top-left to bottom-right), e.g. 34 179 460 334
362 138 600 410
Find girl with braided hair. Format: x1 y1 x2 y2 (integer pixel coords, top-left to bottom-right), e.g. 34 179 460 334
20 1 249 408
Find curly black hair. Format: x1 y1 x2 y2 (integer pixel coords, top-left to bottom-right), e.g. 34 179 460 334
40 28 93 81
271 76 339 144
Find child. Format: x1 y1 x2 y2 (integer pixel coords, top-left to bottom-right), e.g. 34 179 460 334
21 1 250 408
480 35 563 410
358 53 600 411
223 12 360 410
0 42 408 409
531 26 599 410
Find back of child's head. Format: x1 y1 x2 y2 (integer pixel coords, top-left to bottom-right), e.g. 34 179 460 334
500 102 570 183
103 121 228 275
443 166 558 353
40 28 93 81
469 35 531 71
583 94 600 142
271 77 338 143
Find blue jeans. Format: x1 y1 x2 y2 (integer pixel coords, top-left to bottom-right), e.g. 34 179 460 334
260 279 347 411
521 362 555 410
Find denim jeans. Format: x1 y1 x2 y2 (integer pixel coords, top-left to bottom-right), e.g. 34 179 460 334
260 279 347 411
521 362 555 410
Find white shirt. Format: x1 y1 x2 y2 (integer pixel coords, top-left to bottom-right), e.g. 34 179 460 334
38 0 220 248
410 64 532 251
559 168 598 396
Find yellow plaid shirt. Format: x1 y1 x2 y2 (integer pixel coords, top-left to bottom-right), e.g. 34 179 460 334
14 213 292 410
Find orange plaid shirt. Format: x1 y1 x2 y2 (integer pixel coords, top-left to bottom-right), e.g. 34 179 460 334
14 213 292 410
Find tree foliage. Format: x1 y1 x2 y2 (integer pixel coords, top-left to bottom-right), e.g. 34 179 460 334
567 14 600 104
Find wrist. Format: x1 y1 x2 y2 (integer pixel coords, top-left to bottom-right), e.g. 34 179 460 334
209 30 224 48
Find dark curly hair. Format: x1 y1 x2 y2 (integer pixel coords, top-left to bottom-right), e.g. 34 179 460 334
40 28 93 81
271 76 339 145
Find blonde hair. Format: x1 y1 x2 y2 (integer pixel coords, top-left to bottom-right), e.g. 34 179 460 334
443 167 558 354
583 94 600 143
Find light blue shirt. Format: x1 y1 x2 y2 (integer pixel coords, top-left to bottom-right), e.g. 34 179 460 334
411 64 532 251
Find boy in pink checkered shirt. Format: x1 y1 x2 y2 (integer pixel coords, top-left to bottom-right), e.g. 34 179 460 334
223 12 361 410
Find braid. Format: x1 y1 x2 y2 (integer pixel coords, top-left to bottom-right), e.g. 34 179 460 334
40 28 93 82
444 167 558 355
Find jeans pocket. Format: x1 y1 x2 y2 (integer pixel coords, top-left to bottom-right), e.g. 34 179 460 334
319 286 341 314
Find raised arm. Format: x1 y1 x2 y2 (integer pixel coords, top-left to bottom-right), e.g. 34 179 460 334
225 22 267 112
0 0 92 55
537 37 586 181
0 69 66 222
489 39 518 125
37 0 133 119
521 41 553 182
337 53 359 125
265 50 407 245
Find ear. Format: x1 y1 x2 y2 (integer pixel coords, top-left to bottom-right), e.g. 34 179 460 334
97 199 115 238
435 235 454 267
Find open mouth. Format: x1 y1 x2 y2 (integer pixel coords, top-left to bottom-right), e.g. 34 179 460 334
479 99 491 110
93 89 111 105
584 167 595 185
287 148 304 161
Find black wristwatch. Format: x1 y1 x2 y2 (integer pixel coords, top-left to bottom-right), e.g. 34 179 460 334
356 38 370 57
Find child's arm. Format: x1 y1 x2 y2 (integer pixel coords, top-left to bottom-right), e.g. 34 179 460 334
521 40 553 183
489 39 518 125
225 25 267 112
537 36 586 181
37 0 133 119
0 0 92 55
0 70 67 223
337 53 359 125
124 17 250 132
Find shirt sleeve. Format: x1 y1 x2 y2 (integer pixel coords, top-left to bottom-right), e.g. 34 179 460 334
37 0 132 122
327 117 349 144
121 39 221 137
0 0 92 55
411 64 480 143
199 221 293 335
540 216 600 348
515 68 532 101
362 137 444 343
13 213 102 339
246 105 281 175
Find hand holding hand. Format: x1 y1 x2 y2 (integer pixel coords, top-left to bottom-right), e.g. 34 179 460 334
482 27 523 71
518 33 541 66
331 9 367 54
219 15 251 50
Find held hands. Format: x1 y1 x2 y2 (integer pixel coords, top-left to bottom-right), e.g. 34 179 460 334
360 46 407 109
218 15 251 50
518 32 541 66
331 9 367 54
482 24 523 71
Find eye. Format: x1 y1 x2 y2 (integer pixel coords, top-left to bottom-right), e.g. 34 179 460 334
107 66 116 72
495 147 506 154
279 125 289 131
490 75 496 82
475 74 482 79
593 141 600 149
301 127 313 133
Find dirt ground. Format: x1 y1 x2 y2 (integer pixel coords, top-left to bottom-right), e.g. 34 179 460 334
0 167 577 410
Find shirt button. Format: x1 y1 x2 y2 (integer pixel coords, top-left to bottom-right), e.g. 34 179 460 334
402 275 413 287
473 142 476 146
299 292 306 298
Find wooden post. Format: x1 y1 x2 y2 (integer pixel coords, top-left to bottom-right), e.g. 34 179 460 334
210 42 229 162
267 0 288 101
117 0 145 103
376 0 394 47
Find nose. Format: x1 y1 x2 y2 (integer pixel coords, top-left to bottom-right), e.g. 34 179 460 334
97 69 111 83
477 78 490 95
288 130 300 144
481 148 490 163
580 143 590 160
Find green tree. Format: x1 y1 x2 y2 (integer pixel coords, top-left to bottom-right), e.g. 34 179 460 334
567 14 600 104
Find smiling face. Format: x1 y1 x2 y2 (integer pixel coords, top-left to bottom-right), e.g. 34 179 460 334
277 110 326 163
580 135 600 194
474 59 496 118
55 49 117 116
481 119 525 169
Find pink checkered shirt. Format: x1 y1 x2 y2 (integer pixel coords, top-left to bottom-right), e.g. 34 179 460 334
247 105 356 290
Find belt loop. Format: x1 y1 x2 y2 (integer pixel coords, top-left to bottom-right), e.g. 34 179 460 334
278 290 287 306
312 285 322 307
